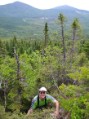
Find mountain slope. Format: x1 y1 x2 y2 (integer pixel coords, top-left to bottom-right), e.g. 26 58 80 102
0 2 42 17
0 2 89 18
0 1 89 38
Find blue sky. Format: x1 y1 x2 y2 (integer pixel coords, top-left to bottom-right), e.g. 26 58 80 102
0 0 89 11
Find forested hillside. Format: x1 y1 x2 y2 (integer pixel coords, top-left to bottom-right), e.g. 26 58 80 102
0 12 89 119
0 1 89 38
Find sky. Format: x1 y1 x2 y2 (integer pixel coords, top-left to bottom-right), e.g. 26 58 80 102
0 0 89 11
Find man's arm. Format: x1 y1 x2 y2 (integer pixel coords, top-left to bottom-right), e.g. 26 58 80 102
26 96 38 116
54 100 59 117
27 108 33 116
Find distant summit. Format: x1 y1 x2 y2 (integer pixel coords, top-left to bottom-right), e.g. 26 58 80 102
0 1 89 18
0 1 42 17
0 1 89 38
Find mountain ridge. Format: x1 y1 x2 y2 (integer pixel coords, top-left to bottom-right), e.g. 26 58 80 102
0 1 89 38
1 1 89 11
0 1 89 18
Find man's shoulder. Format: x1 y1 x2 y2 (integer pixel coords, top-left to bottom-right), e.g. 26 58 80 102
46 94 56 101
32 95 38 102
46 94 54 99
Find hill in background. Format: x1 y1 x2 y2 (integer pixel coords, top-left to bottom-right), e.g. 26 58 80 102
0 1 89 38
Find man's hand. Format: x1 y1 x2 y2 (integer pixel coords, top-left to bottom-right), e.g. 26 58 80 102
54 100 59 117
54 110 59 117
26 108 33 116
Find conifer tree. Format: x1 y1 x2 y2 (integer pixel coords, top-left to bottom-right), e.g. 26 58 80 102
44 22 49 47
71 18 80 54
58 13 66 62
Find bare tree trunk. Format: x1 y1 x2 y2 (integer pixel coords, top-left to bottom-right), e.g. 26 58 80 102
61 24 66 63
14 47 22 108
69 28 76 68
3 80 7 111
71 28 76 56
14 48 20 81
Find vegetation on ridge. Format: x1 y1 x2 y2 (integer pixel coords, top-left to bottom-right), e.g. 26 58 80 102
0 2 89 38
0 12 89 119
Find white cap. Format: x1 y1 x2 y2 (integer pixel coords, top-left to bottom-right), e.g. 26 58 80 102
39 87 47 92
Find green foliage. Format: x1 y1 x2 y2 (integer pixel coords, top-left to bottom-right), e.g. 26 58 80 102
68 66 89 81
25 108 57 119
59 84 89 119
0 13 89 118
72 18 80 29
74 53 88 66
0 3 89 38
79 40 89 58
0 105 8 119
0 106 26 119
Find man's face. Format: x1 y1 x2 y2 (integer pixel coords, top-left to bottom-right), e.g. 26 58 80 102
39 91 46 99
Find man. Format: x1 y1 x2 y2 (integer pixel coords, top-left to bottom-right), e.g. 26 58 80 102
27 87 59 117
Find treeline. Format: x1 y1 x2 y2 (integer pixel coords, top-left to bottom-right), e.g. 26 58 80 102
0 14 89 119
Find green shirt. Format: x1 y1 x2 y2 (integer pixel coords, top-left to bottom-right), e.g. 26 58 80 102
31 94 56 109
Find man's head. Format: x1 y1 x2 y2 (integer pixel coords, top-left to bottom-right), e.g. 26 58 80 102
39 87 47 99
